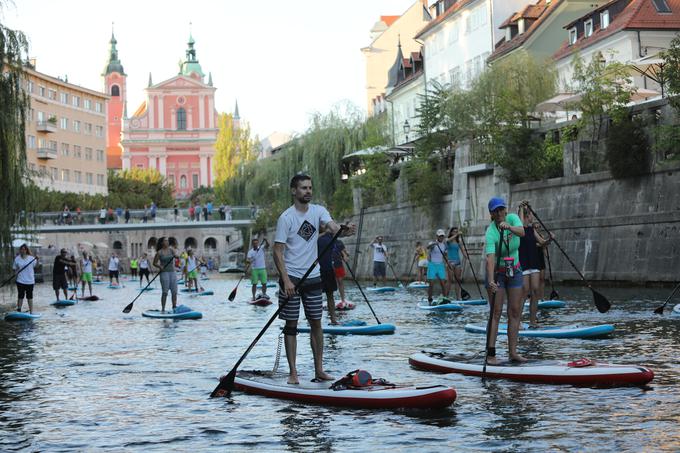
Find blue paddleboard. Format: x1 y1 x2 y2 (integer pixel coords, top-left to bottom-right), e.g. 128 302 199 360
296 322 396 335
465 323 615 339
367 286 397 293
5 311 42 321
142 305 202 320
52 299 76 307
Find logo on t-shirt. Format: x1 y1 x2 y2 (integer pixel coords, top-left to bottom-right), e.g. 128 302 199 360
297 220 316 242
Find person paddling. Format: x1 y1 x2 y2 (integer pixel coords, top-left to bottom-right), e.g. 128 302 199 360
80 251 94 297
273 174 355 385
108 253 121 286
246 237 269 300
485 197 526 364
414 242 428 283
446 227 469 300
14 244 39 313
130 257 138 280
153 237 179 312
426 230 450 303
518 203 552 327
138 253 151 287
53 249 76 301
318 228 339 325
368 236 388 286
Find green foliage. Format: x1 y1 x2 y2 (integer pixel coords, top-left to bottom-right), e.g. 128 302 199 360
0 17 30 269
215 104 389 229
606 115 651 178
213 113 258 185
27 168 174 211
352 154 394 207
401 159 450 215
660 34 680 112
653 124 680 161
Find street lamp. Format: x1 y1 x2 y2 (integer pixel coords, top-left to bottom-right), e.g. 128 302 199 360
403 119 411 143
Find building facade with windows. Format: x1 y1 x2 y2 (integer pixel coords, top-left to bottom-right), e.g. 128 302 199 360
385 41 425 146
24 65 109 195
120 34 219 199
103 31 126 170
415 0 533 89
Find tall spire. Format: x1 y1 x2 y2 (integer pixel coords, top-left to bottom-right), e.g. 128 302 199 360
386 35 405 88
103 23 125 76
208 71 213 86
148 72 153 87
234 99 240 120
180 24 204 79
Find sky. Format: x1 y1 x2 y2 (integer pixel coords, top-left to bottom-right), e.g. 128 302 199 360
2 0 417 139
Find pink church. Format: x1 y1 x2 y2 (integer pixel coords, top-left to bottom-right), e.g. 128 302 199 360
120 34 219 199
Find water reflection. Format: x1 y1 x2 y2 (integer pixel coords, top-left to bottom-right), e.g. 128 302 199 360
279 406 333 452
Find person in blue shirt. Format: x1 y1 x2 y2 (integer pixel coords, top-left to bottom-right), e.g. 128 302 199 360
446 226 469 300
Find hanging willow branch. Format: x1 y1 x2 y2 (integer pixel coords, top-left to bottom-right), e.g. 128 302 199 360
0 18 30 272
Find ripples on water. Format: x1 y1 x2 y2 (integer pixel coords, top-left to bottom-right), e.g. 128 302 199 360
0 278 678 451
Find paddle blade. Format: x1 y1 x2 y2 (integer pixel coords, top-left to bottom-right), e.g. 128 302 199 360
227 287 237 302
210 370 236 398
461 288 471 301
592 288 611 313
550 289 560 300
653 305 665 315
122 302 134 313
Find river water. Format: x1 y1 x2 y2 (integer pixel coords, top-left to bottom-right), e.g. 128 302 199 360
0 276 678 452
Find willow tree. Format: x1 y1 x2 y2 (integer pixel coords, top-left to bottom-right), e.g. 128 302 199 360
213 113 258 185
0 15 30 271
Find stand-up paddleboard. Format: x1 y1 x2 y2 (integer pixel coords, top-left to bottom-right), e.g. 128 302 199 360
296 321 396 335
92 280 106 285
51 299 76 307
672 304 680 316
418 298 463 312
465 323 615 339
456 299 487 306
5 311 42 321
524 300 567 309
232 370 456 409
107 284 123 289
257 282 277 289
68 285 78 291
188 290 214 296
407 281 429 289
200 276 210 281
249 295 272 306
409 351 654 386
142 305 202 320
367 286 397 293
180 287 206 293
177 279 185 285
138 286 155 292
335 300 356 311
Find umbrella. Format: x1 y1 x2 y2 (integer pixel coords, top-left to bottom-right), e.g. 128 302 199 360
94 242 108 249
629 54 667 96
560 87 660 107
535 93 576 112
79 241 94 248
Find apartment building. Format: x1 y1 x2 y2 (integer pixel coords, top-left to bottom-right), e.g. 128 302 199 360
24 65 109 195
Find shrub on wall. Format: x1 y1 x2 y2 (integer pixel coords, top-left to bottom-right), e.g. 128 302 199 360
606 116 651 178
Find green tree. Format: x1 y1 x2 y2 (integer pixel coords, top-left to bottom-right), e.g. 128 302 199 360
213 113 258 185
660 33 680 112
0 14 30 269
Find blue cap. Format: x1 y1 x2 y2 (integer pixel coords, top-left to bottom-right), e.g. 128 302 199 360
488 197 507 212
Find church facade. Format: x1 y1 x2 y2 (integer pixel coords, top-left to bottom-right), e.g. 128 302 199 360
105 33 230 199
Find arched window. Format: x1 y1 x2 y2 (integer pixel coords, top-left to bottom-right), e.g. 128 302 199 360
113 240 123 250
184 237 198 250
204 237 217 250
147 237 157 249
176 107 186 130
168 237 178 247
111 85 120 97
180 175 187 188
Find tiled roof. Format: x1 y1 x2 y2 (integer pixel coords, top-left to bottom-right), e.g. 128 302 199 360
489 0 562 62
414 0 478 39
554 0 680 60
381 15 400 27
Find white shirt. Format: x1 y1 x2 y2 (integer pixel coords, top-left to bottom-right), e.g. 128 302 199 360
186 256 198 272
14 254 37 285
108 256 120 271
247 247 266 269
275 203 332 279
139 258 149 269
81 258 92 273
428 240 446 264
99 209 106 219
372 243 387 263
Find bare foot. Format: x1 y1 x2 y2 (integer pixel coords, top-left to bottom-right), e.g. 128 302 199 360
486 356 500 365
315 371 334 381
330 319 339 325
529 321 539 329
287 373 299 385
510 354 528 363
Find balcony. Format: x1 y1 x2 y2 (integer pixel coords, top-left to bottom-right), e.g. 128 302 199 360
36 121 57 133
37 147 57 159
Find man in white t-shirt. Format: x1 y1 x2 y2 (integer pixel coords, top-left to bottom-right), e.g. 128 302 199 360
246 237 269 300
273 174 355 385
368 236 388 286
108 253 120 286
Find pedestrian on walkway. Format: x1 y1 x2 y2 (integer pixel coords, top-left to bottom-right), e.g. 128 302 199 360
124 208 131 224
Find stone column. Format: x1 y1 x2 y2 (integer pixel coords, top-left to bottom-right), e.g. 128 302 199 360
200 153 208 186
198 95 204 129
159 154 167 176
148 154 157 170
187 108 193 131
208 96 215 128
149 96 155 129
158 96 164 129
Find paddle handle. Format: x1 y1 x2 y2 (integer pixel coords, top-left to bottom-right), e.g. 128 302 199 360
342 257 381 324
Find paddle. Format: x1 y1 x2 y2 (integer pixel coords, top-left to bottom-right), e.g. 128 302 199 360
122 254 175 313
483 231 505 377
435 241 471 300
210 226 346 398
385 258 404 288
525 204 610 313
342 257 382 324
545 246 559 300
458 234 486 301
406 254 417 283
653 281 680 315
227 264 251 302
2 256 38 289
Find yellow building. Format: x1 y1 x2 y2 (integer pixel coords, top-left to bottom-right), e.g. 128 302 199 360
361 0 431 116
24 65 109 195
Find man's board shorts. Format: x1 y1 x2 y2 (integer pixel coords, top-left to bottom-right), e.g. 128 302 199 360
109 270 119 279
187 269 198 279
53 274 68 291
16 282 34 299
139 268 150 278
373 261 386 278
81 272 92 283
320 269 337 293
278 276 323 321
427 262 446 281
333 265 346 278
251 268 267 285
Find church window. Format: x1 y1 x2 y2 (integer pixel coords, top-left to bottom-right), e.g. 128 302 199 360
180 175 187 188
111 85 120 97
177 108 187 130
